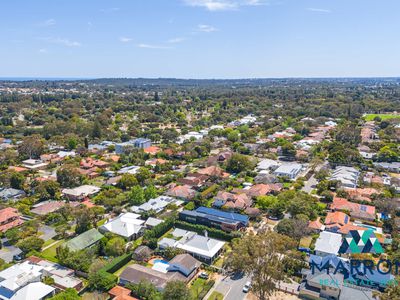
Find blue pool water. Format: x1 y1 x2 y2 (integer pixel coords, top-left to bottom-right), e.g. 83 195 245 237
154 259 169 265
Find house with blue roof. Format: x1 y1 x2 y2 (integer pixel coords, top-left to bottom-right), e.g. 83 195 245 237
179 206 249 232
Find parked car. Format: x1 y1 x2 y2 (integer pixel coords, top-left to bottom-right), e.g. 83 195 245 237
199 272 209 279
13 254 24 261
243 281 251 293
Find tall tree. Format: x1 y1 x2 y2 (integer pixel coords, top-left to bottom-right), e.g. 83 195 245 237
162 281 191 300
225 230 296 300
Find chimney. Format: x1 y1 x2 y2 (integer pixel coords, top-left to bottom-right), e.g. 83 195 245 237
204 230 208 238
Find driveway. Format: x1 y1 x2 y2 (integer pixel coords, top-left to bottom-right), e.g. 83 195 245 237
0 238 22 263
39 225 56 241
302 174 318 194
214 272 251 300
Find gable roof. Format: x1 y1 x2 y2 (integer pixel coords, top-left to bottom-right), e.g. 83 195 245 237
100 213 144 238
64 228 104 251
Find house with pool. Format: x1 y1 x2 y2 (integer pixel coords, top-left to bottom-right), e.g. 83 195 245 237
119 253 201 291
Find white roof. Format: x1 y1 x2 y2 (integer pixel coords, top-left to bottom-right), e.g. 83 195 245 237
118 165 140 174
100 212 144 238
274 163 302 175
57 151 76 158
62 185 100 197
10 282 55 300
257 159 280 170
145 217 164 227
159 229 225 259
315 231 342 255
0 261 44 292
133 196 176 213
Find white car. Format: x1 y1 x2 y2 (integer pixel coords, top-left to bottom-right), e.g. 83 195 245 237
243 281 251 293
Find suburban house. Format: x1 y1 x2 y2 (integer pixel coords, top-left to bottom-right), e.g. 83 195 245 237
21 159 49 170
30 201 66 216
177 173 208 188
273 163 303 180
62 185 101 201
179 206 249 232
119 253 200 291
256 159 280 172
374 162 400 173
0 261 56 300
131 196 180 214
144 217 164 229
0 188 26 202
115 138 152 154
26 256 83 291
158 228 225 263
99 213 145 241
0 207 24 232
165 185 196 201
117 165 141 175
324 211 351 233
314 231 342 257
330 197 376 222
330 166 360 189
213 191 252 210
63 228 104 252
108 286 138 300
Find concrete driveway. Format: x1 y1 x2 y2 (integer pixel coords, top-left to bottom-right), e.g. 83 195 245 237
302 174 318 194
39 225 56 241
0 238 22 263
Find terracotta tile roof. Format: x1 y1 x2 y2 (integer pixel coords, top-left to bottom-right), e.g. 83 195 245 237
0 207 23 232
8 166 28 172
197 166 227 177
308 218 324 230
331 197 376 221
325 211 350 226
144 146 161 155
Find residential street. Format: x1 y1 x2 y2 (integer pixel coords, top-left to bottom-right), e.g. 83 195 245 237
211 272 251 300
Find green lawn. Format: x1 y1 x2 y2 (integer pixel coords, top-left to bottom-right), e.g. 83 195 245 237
364 113 400 121
113 260 136 277
40 239 64 262
190 278 214 300
208 291 224 300
96 219 107 227
42 238 56 248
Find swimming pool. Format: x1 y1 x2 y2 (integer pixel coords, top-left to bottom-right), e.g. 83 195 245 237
154 259 169 265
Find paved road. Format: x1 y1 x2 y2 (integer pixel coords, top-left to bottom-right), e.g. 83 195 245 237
214 273 251 300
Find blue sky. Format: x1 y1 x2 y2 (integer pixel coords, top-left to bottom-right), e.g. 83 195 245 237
1 0 399 78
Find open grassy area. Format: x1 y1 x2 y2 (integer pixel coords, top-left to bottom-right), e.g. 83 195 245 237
364 113 400 121
190 278 214 300
113 260 136 277
299 236 312 248
42 238 56 248
208 291 224 300
40 239 64 262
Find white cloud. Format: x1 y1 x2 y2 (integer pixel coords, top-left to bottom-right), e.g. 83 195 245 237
167 37 185 44
38 48 48 54
39 19 56 27
307 8 331 13
137 43 172 49
120 37 133 43
198 24 218 32
48 38 81 47
100 7 120 13
183 0 268 11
